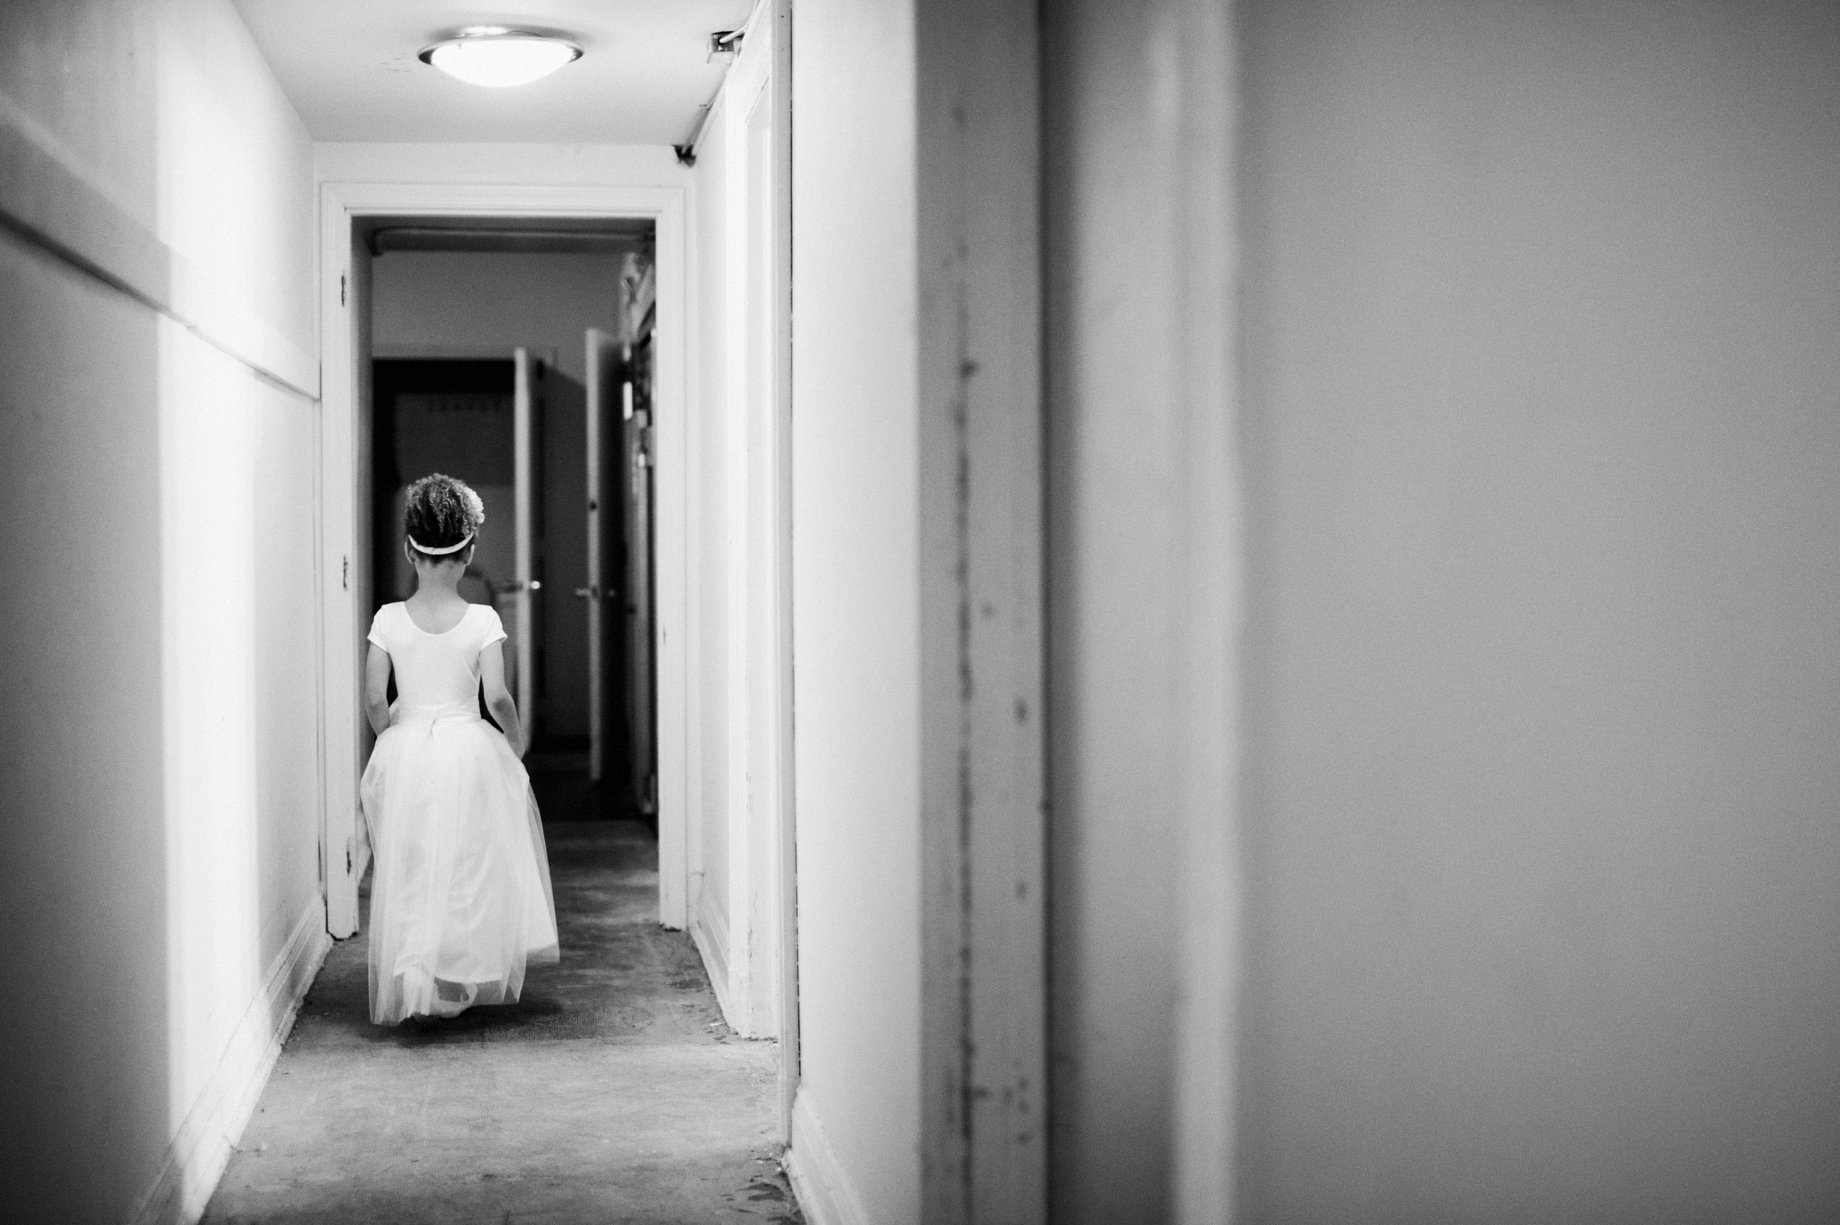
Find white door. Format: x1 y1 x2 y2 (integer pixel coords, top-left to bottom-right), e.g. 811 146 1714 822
583 328 621 782
624 332 657 815
511 347 540 729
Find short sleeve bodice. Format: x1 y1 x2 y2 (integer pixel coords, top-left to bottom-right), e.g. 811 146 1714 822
367 602 507 711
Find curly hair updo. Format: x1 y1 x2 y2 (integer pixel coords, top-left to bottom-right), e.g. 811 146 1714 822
404 473 487 560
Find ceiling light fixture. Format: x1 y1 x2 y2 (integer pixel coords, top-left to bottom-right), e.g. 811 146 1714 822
419 27 582 88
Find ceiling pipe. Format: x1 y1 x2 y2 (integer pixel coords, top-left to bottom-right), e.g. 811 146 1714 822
674 29 746 167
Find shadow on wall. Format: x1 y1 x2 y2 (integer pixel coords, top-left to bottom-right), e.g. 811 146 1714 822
0 0 325 1220
0 225 173 1225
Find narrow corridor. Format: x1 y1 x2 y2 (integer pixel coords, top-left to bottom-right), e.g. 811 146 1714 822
202 817 798 1224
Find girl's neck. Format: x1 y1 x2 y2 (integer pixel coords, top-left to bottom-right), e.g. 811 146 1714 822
410 565 465 601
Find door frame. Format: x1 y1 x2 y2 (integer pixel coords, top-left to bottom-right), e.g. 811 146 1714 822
316 180 691 937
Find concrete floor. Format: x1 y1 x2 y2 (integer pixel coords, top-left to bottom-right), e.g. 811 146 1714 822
204 815 799 1224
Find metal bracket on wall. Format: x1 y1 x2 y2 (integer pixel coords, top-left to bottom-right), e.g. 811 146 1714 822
708 29 743 63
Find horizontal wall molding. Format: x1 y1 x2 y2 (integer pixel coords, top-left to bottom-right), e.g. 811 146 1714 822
786 1087 873 1225
130 905 331 1225
0 89 318 400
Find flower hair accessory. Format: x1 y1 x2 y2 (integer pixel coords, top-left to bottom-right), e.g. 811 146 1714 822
460 485 486 533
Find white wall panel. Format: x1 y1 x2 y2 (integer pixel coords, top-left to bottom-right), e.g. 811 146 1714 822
688 91 736 1003
787 1 924 1220
1239 3 1840 1219
0 4 324 1222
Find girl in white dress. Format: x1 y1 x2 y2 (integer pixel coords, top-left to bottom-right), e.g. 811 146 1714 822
360 474 559 1024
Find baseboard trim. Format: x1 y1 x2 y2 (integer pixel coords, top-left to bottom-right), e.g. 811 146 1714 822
689 885 737 1030
785 1086 872 1225
129 907 333 1225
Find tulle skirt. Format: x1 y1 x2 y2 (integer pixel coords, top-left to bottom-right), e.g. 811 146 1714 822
359 701 559 1025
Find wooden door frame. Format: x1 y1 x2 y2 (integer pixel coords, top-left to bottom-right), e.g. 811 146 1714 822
316 180 691 938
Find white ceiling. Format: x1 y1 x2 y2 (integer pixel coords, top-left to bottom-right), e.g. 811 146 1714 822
232 1 755 145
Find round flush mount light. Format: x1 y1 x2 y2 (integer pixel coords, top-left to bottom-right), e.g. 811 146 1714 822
419 27 583 88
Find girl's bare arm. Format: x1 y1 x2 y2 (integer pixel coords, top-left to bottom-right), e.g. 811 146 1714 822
480 641 525 757
363 643 393 737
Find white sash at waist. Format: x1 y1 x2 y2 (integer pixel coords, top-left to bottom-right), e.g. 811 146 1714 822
390 700 483 734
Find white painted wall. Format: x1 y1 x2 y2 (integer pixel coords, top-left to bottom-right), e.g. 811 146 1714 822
1236 2 1840 1220
1044 3 1840 1221
314 142 687 191
911 1 1049 1218
1041 1 1203 1218
688 91 737 1007
370 248 625 740
787 1 924 1221
0 2 324 1222
681 0 791 1045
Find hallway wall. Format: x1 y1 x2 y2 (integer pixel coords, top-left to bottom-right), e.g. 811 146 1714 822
1237 2 1840 1220
688 86 738 1022
682 0 790 1044
0 1 323 1222
787 1 924 1220
1042 1 1237 1218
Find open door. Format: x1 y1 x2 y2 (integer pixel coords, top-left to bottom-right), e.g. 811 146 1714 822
511 347 542 734
624 327 657 816
583 328 620 784
323 220 374 938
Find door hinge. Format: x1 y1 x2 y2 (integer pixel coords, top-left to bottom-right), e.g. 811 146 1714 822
342 555 350 590
340 274 347 306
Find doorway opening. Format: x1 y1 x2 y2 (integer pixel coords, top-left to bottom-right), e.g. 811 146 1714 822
316 167 796 1145
358 216 658 825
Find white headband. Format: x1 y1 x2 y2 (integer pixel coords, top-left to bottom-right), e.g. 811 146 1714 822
408 532 474 556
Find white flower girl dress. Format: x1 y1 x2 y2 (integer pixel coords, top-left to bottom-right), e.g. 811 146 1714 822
359 601 559 1024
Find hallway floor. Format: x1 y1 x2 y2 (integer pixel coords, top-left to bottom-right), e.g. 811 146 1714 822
204 817 798 1224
